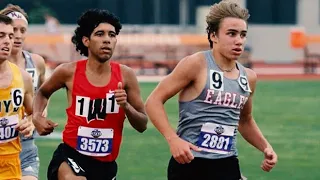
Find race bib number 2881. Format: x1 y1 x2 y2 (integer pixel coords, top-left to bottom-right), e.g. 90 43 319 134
197 123 235 155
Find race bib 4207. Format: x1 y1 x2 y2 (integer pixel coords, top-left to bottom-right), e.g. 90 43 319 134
0 115 19 143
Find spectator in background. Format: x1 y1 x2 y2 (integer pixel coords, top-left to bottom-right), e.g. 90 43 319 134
44 13 60 34
44 13 61 61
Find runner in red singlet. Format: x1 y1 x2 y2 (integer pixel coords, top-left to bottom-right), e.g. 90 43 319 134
32 9 148 180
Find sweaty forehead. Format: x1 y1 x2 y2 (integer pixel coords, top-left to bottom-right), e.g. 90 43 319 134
220 17 247 32
0 23 14 34
92 23 115 33
13 19 28 28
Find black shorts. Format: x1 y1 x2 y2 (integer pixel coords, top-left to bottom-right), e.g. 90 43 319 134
47 143 117 180
167 156 242 180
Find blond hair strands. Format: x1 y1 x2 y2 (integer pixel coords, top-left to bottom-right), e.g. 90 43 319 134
0 4 29 21
206 0 250 48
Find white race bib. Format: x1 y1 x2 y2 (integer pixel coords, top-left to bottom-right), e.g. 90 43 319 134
0 115 19 143
26 68 38 90
76 126 113 157
210 70 224 91
197 123 235 154
238 75 251 93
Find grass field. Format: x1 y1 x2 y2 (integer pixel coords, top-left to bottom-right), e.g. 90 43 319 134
36 81 320 180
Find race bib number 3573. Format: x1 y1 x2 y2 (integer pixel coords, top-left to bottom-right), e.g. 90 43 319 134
197 123 235 155
0 115 19 144
76 126 114 157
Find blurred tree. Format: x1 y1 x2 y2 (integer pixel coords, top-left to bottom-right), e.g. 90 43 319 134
28 0 57 24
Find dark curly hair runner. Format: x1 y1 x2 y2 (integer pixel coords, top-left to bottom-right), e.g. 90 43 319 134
71 9 122 57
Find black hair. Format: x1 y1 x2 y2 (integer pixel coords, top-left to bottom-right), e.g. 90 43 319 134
0 14 13 25
71 9 122 57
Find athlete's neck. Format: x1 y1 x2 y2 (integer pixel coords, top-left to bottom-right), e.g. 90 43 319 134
0 60 8 73
9 49 24 65
86 59 111 75
212 49 236 71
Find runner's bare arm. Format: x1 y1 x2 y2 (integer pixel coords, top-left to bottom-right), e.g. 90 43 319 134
145 55 199 141
32 53 50 116
238 68 273 152
33 63 73 116
31 53 46 87
21 69 34 115
121 66 148 132
15 69 35 137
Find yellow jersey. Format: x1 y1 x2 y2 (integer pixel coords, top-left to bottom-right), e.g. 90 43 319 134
0 62 25 156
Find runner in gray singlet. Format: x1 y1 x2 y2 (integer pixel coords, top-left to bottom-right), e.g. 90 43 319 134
20 50 40 179
145 1 278 179
178 50 251 160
